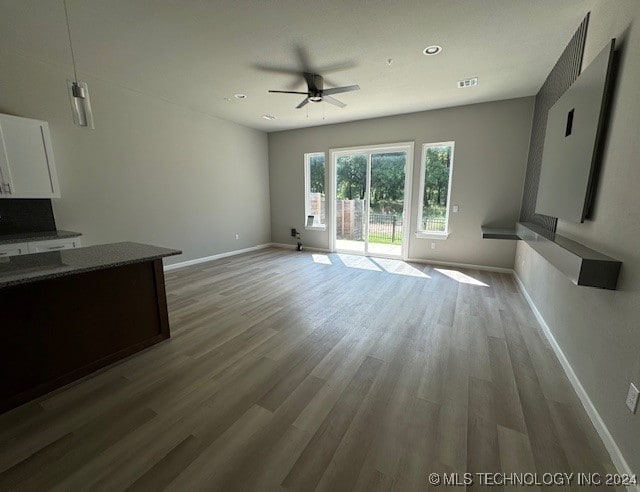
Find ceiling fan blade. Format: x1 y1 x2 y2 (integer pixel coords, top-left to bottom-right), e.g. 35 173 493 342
317 61 357 74
252 64 300 75
323 95 346 108
322 85 360 96
296 98 310 109
268 90 310 95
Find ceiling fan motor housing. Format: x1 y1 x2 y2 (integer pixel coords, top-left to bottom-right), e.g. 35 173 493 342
310 73 324 90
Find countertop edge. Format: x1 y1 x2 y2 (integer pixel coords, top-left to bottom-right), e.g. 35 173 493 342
0 242 182 289
0 230 82 245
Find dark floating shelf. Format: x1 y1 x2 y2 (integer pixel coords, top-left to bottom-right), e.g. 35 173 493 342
481 227 520 240
481 222 621 290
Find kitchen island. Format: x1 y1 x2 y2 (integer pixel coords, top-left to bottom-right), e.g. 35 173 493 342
0 242 181 413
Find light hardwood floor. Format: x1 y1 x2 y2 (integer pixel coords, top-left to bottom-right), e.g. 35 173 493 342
0 248 618 490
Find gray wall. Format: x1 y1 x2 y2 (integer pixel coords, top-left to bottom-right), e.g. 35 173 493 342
515 0 640 474
0 50 271 265
269 97 534 268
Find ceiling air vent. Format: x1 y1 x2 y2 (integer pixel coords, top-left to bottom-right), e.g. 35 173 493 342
457 77 478 88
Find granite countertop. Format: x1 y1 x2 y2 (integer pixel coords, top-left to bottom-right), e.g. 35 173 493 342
0 230 82 246
0 242 181 289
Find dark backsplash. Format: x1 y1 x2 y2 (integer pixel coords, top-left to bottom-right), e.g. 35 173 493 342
0 199 57 234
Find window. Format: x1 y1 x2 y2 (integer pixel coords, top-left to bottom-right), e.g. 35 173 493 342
417 142 454 237
304 152 326 229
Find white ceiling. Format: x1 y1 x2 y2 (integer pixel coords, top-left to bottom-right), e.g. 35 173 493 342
0 0 596 132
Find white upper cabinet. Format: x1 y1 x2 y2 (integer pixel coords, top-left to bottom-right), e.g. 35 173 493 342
0 113 60 199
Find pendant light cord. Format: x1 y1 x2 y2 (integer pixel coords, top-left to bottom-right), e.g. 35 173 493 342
63 0 79 84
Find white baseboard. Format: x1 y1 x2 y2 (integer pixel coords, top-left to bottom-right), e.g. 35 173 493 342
512 271 636 486
270 242 331 253
407 257 513 274
163 243 272 271
270 245 511 271
270 242 296 250
164 242 332 271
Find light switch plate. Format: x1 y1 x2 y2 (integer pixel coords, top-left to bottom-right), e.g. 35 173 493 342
626 383 639 413
453 204 459 213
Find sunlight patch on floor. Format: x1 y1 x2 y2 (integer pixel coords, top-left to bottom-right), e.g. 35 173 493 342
312 254 332 265
372 258 430 278
435 268 489 287
313 253 489 285
336 254 382 271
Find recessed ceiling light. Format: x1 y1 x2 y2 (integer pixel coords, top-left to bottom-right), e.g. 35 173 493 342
261 114 276 120
457 77 478 88
234 93 247 100
423 45 442 56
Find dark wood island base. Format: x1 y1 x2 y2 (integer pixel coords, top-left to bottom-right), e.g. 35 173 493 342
0 242 180 413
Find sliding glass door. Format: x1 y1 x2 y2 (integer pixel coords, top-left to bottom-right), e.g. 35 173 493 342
335 153 367 253
368 152 407 257
331 143 412 258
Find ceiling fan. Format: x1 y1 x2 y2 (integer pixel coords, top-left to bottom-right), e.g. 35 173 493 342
269 73 360 109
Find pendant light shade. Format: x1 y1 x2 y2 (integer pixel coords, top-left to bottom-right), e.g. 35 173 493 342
67 80 93 128
64 0 94 128
71 82 85 99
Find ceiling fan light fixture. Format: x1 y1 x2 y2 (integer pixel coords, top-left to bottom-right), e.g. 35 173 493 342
423 45 442 56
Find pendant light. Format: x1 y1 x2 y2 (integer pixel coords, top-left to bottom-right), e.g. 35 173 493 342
64 0 94 128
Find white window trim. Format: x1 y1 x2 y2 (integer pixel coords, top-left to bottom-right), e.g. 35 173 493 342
415 231 450 240
416 141 455 240
304 152 327 231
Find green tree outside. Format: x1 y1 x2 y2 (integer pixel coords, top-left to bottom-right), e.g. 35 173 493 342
336 155 367 200
332 146 452 238
422 145 452 225
336 153 406 213
309 155 325 194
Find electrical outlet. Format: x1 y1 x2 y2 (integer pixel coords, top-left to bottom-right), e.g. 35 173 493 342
626 383 639 413
431 242 436 250
235 233 239 240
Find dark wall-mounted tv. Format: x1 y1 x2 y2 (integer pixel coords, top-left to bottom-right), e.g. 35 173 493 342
535 39 616 223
